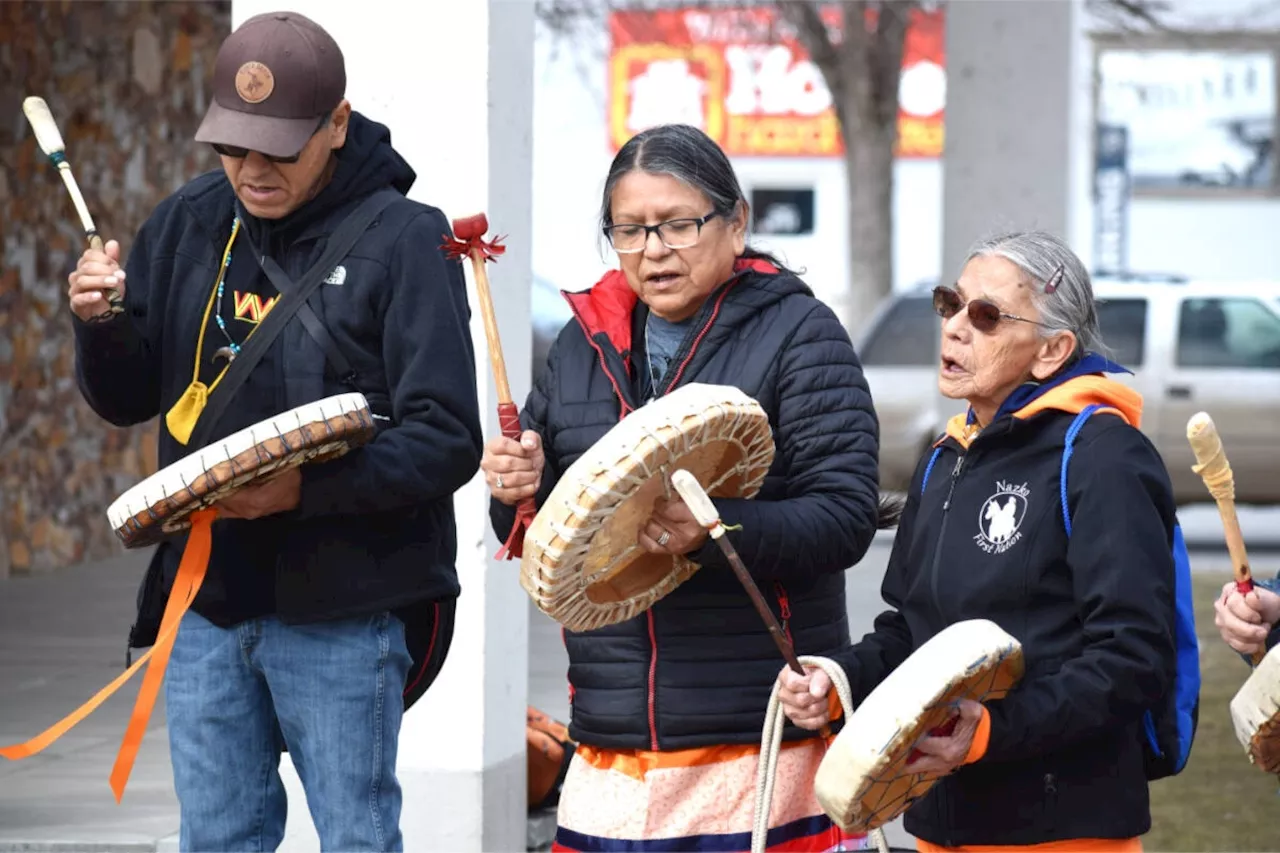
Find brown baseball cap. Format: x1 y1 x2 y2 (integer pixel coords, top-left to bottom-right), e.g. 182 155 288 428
195 11 345 159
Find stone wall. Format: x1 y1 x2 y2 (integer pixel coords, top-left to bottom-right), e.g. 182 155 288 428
0 1 230 576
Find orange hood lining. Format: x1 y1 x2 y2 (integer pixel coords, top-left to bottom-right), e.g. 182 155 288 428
942 375 1142 449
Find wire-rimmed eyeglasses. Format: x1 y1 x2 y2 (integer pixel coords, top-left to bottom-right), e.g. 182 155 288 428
932 285 1054 334
932 264 1067 334
603 212 719 254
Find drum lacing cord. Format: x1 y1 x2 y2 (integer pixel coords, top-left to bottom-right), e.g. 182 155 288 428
753 655 890 853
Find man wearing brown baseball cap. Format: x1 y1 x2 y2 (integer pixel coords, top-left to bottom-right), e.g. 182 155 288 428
195 11 346 161
67 11 479 851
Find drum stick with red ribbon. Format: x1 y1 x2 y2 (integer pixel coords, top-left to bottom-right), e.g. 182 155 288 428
22 96 122 317
1187 411 1264 666
441 213 535 559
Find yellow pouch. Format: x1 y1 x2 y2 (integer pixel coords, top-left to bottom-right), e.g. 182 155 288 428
167 219 243 447
165 381 209 445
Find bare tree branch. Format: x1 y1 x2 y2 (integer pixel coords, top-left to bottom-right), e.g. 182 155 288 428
870 2 911 130
839 1 875 130
1085 0 1177 31
778 2 847 116
536 0 607 37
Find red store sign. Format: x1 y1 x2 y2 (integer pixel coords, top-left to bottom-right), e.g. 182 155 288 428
608 6 946 158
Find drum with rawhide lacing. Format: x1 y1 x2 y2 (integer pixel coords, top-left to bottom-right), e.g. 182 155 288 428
107 392 375 548
518 382 776 633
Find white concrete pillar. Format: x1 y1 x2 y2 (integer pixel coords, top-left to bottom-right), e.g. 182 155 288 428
228 2 534 850
940 0 1088 277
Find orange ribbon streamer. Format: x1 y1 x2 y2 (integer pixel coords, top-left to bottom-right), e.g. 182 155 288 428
0 508 217 803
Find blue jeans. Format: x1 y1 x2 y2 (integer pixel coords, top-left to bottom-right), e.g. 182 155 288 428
164 609 411 852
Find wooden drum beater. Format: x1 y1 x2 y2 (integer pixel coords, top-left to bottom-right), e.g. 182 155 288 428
22 96 122 316
1187 411 1263 665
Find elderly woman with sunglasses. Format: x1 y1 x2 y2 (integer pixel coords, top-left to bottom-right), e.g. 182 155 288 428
775 230 1183 852
484 123 894 851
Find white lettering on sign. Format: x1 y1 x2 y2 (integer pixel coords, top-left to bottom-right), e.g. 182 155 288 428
627 59 707 133
724 44 831 117
1095 168 1127 272
899 60 946 117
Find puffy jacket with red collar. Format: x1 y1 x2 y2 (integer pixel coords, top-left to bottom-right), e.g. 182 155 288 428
491 259 883 750
835 365 1180 846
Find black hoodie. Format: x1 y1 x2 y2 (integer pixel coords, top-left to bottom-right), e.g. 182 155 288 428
834 371 1180 846
73 111 483 630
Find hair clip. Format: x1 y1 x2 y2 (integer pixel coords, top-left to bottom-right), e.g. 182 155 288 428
1044 264 1065 294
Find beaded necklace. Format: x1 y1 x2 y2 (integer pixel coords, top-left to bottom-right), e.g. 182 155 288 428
211 217 241 360
208 217 242 363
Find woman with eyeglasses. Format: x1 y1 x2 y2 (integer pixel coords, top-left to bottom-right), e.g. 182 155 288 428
484 123 892 850
774 230 1187 852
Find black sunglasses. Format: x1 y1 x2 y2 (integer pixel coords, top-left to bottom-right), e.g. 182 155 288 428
211 113 330 164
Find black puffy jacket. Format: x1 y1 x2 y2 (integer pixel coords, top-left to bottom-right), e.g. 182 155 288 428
491 259 885 750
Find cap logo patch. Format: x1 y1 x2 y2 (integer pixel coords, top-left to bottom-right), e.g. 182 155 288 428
235 61 274 104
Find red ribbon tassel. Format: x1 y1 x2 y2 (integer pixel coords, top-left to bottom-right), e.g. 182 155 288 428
441 212 507 263
496 402 537 560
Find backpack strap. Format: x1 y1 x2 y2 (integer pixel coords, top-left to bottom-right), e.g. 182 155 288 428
920 445 944 495
1060 403 1112 536
1059 404 1201 778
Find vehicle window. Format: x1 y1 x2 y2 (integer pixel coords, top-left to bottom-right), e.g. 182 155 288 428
859 296 938 366
1176 297 1280 368
1095 298 1147 367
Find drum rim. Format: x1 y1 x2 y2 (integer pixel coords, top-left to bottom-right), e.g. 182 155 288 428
814 619 1025 831
106 392 372 531
1230 641 1280 771
519 383 776 632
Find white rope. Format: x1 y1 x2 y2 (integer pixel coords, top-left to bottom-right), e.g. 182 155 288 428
752 655 889 853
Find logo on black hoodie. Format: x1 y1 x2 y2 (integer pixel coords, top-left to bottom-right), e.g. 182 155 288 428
975 480 1030 554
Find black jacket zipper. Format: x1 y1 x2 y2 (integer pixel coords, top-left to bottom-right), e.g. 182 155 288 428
926 449 965 842
928 451 966 626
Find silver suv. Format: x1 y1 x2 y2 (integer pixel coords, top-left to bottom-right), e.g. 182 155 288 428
857 275 1280 505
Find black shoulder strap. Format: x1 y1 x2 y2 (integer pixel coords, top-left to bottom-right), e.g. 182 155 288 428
255 256 354 383
187 189 398 449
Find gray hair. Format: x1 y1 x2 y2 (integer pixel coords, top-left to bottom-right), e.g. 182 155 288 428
964 230 1105 358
